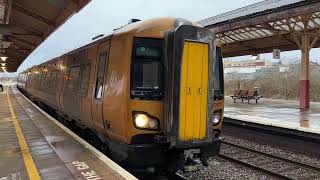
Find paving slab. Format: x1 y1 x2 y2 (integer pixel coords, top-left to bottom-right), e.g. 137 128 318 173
225 97 320 134
0 87 137 180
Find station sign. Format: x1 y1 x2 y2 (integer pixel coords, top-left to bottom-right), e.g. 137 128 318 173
273 49 281 59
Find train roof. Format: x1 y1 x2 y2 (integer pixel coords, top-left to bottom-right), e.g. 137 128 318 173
21 17 195 73
113 17 176 37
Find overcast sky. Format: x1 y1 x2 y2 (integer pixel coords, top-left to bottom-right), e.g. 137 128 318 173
16 0 319 72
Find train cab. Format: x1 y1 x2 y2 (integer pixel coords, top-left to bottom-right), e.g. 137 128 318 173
17 17 224 172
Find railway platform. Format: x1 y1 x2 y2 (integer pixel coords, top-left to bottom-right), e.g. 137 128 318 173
224 97 320 136
0 86 137 180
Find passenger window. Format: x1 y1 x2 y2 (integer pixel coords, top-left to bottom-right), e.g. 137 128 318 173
48 71 58 93
35 73 38 88
94 53 107 99
80 64 91 92
67 66 80 89
37 72 43 89
48 72 53 89
52 71 58 90
43 72 50 90
34 73 39 88
64 70 69 88
28 74 32 87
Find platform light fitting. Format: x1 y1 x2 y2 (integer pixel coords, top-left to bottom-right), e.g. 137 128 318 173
0 56 7 61
1 63 5 66
251 55 258 61
1 41 11 48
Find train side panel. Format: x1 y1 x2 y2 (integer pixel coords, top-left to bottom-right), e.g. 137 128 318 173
60 49 103 131
90 40 110 136
42 61 60 110
27 62 59 110
62 53 83 121
17 73 27 90
79 44 99 131
55 57 66 114
58 56 69 115
103 35 132 143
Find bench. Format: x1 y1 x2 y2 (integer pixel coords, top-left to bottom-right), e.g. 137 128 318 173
241 90 263 104
0 84 3 91
230 89 242 103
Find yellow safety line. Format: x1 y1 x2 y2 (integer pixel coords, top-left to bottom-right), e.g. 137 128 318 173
6 90 41 180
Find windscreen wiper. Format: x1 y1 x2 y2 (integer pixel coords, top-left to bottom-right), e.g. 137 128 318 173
131 87 162 99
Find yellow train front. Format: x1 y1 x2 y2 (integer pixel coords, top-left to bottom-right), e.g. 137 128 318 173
102 18 224 171
17 17 224 172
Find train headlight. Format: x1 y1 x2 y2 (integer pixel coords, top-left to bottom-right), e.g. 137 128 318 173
133 113 159 131
212 113 221 125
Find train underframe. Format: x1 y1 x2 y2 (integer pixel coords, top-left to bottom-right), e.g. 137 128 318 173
18 88 221 174
106 134 221 173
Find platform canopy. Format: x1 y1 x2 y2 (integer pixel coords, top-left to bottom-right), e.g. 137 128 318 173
198 0 320 57
199 0 320 109
0 0 91 72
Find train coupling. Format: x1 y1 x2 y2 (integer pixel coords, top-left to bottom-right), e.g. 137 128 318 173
183 149 204 172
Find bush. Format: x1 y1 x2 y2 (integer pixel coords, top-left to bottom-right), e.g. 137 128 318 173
225 64 320 102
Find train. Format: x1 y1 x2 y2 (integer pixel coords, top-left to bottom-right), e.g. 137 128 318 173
17 17 224 172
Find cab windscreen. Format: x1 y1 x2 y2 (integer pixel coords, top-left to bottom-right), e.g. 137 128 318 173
130 38 164 100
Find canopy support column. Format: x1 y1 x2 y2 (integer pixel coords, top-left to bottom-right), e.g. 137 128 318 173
299 34 310 109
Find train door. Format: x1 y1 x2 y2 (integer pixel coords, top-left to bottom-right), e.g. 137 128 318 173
164 25 216 147
91 41 110 134
63 64 81 120
63 53 83 121
78 46 98 131
57 57 68 114
179 40 209 141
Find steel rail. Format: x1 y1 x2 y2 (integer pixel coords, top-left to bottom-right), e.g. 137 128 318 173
218 154 293 180
222 141 320 173
219 141 320 180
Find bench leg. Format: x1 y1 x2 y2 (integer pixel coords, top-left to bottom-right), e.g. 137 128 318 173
248 99 250 104
256 99 258 104
234 98 236 103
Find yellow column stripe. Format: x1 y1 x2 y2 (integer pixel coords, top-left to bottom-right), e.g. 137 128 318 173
6 90 41 180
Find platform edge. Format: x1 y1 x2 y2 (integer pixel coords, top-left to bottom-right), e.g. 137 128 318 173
16 87 138 180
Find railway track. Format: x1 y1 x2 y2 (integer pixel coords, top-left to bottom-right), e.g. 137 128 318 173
137 171 187 180
219 141 320 180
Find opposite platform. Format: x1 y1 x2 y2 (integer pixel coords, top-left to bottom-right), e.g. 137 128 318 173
0 86 137 180
224 97 320 135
